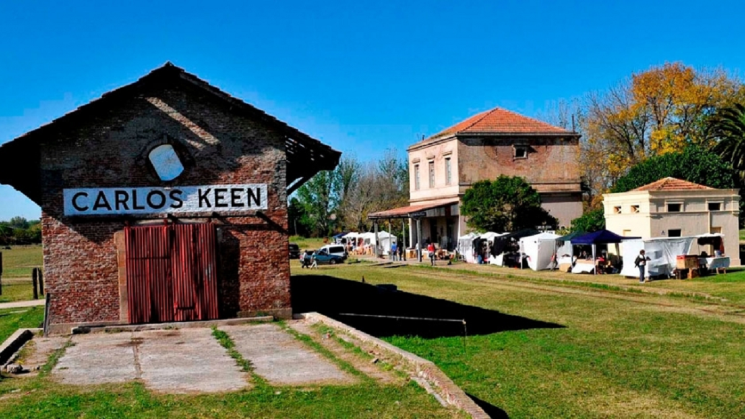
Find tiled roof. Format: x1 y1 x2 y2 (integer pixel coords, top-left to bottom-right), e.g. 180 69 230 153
413 107 573 148
368 199 459 219
631 177 714 192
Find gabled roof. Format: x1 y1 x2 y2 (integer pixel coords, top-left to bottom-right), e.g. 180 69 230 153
0 62 341 204
631 177 714 192
410 107 575 149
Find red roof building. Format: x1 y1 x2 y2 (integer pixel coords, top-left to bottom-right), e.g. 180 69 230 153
372 107 582 252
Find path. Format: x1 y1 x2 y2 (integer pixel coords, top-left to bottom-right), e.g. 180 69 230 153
0 300 44 310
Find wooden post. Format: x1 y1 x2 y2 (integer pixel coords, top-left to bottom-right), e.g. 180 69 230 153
416 218 423 262
38 268 44 296
32 268 39 300
388 219 393 260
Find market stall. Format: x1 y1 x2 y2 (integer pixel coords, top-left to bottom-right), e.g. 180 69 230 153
620 236 696 279
518 232 561 271
570 230 639 274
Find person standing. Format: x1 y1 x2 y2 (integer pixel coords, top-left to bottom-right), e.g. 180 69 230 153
634 249 650 283
391 241 398 261
427 242 436 266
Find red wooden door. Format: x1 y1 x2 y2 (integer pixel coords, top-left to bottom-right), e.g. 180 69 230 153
125 223 219 324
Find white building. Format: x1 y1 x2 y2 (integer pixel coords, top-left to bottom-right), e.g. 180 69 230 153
603 177 740 266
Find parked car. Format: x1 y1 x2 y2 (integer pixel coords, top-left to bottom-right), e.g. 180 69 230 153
318 244 348 260
303 248 344 265
288 243 300 259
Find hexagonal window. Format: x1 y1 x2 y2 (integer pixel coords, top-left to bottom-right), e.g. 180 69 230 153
148 144 184 181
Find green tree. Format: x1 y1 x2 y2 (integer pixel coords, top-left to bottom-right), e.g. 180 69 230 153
570 208 605 233
709 103 745 181
295 170 337 236
611 145 737 193
460 176 557 232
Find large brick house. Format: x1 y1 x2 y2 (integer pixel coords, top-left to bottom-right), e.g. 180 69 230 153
0 63 340 334
371 107 581 251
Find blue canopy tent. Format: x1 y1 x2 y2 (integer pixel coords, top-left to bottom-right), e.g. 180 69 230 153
333 232 351 244
571 230 640 275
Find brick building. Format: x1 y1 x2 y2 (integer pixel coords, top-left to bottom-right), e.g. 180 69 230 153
0 63 340 334
370 107 581 251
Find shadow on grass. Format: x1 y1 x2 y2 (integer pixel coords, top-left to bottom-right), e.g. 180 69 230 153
291 275 563 339
467 393 509 418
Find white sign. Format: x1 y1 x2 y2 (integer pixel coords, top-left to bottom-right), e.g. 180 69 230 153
63 184 268 216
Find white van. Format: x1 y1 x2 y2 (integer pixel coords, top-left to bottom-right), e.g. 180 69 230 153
319 244 347 260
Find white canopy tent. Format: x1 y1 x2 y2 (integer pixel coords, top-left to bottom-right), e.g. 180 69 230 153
457 232 505 264
359 231 397 255
620 236 696 279
457 233 479 263
519 233 561 271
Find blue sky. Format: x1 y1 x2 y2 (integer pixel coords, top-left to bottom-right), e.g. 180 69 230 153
1 0 744 220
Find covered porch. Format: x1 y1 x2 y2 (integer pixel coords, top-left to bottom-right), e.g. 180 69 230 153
368 199 460 261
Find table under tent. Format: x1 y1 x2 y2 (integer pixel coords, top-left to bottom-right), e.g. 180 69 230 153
569 230 639 274
518 232 561 271
620 233 729 279
555 231 584 271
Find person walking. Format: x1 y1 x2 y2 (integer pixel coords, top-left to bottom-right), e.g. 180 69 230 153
427 242 436 266
310 252 318 269
634 249 650 283
391 241 398 261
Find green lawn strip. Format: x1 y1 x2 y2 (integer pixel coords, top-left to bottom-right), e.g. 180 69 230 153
211 326 268 387
0 378 453 419
312 324 401 376
0 281 34 303
0 246 43 279
293 265 745 417
408 264 745 308
276 321 373 384
0 306 44 342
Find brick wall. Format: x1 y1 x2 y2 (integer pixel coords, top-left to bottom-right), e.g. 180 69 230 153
41 79 291 330
457 136 581 187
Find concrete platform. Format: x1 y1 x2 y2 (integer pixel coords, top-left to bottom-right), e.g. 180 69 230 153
222 323 355 386
137 329 248 393
54 329 247 393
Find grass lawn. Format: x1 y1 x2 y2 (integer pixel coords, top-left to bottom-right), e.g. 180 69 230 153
0 307 454 418
293 262 745 418
0 306 44 342
1 245 43 278
740 229 745 241
289 236 331 251
0 245 43 303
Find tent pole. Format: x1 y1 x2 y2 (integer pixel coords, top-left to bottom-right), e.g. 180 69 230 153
592 244 597 275
374 221 379 258
388 219 393 260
